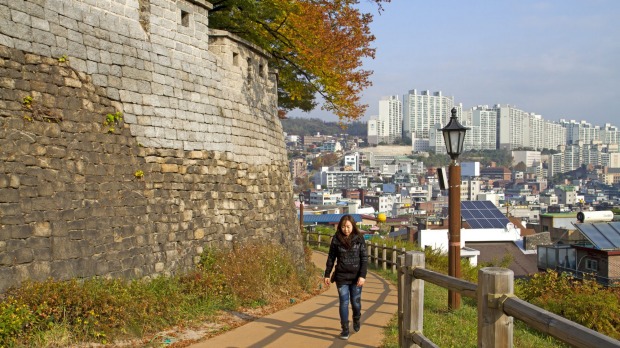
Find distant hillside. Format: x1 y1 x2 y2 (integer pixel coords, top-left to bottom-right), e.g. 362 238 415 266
282 117 367 137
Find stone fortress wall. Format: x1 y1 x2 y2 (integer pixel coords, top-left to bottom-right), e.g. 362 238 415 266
0 0 302 292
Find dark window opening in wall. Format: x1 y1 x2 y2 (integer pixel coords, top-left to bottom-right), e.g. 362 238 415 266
233 52 239 66
181 10 190 27
259 64 264 77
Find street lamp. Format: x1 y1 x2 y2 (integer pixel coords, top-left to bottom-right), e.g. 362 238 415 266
298 192 305 234
441 107 469 310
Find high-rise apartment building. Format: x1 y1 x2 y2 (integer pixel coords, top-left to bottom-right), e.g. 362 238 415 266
601 124 620 144
543 121 566 151
470 106 497 150
367 119 387 145
560 120 599 145
496 105 528 150
367 95 402 145
403 90 454 140
560 120 620 146
380 95 403 143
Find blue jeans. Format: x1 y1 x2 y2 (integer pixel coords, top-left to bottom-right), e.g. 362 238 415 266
337 283 362 324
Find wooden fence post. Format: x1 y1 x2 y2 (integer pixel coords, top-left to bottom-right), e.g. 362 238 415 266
318 233 321 248
374 243 379 268
391 245 397 273
367 242 372 264
403 251 425 348
398 254 405 348
382 244 387 271
478 267 514 348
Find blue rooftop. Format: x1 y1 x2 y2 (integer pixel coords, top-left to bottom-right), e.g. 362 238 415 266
300 214 362 224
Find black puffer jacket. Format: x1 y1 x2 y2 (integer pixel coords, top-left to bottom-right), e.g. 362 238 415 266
324 233 368 285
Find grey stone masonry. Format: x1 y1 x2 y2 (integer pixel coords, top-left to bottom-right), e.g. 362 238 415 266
0 0 302 292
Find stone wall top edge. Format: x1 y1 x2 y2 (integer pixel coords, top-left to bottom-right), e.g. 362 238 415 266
185 0 214 11
209 29 272 60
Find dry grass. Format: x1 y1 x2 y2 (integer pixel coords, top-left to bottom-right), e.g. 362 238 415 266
0 242 324 347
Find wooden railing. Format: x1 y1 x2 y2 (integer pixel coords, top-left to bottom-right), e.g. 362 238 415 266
399 251 620 348
301 229 405 273
302 229 620 347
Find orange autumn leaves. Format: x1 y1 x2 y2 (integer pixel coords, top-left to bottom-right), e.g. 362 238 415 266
209 0 389 120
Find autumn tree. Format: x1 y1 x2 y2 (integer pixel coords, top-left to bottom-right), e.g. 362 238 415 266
312 153 340 169
208 0 389 120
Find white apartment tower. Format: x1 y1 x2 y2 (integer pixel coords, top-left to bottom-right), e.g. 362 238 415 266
367 118 387 145
403 90 454 140
368 96 402 144
471 106 497 150
543 121 567 151
496 105 528 150
380 95 403 143
560 120 598 145
601 124 620 144
560 120 620 146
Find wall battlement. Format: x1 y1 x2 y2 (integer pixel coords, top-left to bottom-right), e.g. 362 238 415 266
0 0 301 292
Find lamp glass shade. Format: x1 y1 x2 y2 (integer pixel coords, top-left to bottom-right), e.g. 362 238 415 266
299 193 305 203
441 108 469 160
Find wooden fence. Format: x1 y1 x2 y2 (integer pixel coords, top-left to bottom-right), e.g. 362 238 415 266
302 229 620 347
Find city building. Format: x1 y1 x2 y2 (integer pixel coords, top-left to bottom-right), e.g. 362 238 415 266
512 150 542 167
554 185 577 206
314 167 363 189
403 89 455 140
344 153 360 171
368 95 402 145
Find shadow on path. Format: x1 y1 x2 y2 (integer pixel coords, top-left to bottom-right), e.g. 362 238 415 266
189 251 398 348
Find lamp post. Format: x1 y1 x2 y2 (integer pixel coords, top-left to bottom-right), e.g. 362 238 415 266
441 107 469 310
298 192 305 234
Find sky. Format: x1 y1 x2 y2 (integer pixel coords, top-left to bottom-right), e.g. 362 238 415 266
286 0 620 126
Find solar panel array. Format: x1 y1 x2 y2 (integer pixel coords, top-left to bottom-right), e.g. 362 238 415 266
574 222 620 250
460 201 511 229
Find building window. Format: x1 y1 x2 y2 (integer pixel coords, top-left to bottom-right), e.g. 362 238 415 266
181 10 190 27
584 259 598 272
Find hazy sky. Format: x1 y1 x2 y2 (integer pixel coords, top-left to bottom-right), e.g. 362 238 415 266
287 0 620 126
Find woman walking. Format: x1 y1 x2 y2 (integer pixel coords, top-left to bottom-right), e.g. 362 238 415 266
324 214 368 340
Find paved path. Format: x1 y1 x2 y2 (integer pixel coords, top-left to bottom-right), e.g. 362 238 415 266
190 251 398 348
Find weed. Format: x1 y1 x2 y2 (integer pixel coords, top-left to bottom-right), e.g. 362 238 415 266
58 54 68 63
22 95 33 107
103 111 123 133
134 170 144 179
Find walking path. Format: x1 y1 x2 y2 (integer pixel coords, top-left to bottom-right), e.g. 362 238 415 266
189 251 398 348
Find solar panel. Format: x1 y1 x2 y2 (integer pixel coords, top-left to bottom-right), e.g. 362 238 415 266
462 210 474 220
460 201 511 229
481 201 496 209
575 222 620 250
468 220 483 229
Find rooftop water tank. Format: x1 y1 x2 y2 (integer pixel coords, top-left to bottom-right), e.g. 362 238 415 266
576 210 614 223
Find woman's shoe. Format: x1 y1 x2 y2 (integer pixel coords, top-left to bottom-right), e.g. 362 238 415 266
339 322 350 340
353 318 361 332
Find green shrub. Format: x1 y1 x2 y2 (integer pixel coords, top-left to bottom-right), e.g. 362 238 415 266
516 271 620 339
0 241 321 346
0 298 36 345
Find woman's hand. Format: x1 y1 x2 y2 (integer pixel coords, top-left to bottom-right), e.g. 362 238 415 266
324 277 331 286
357 277 366 287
